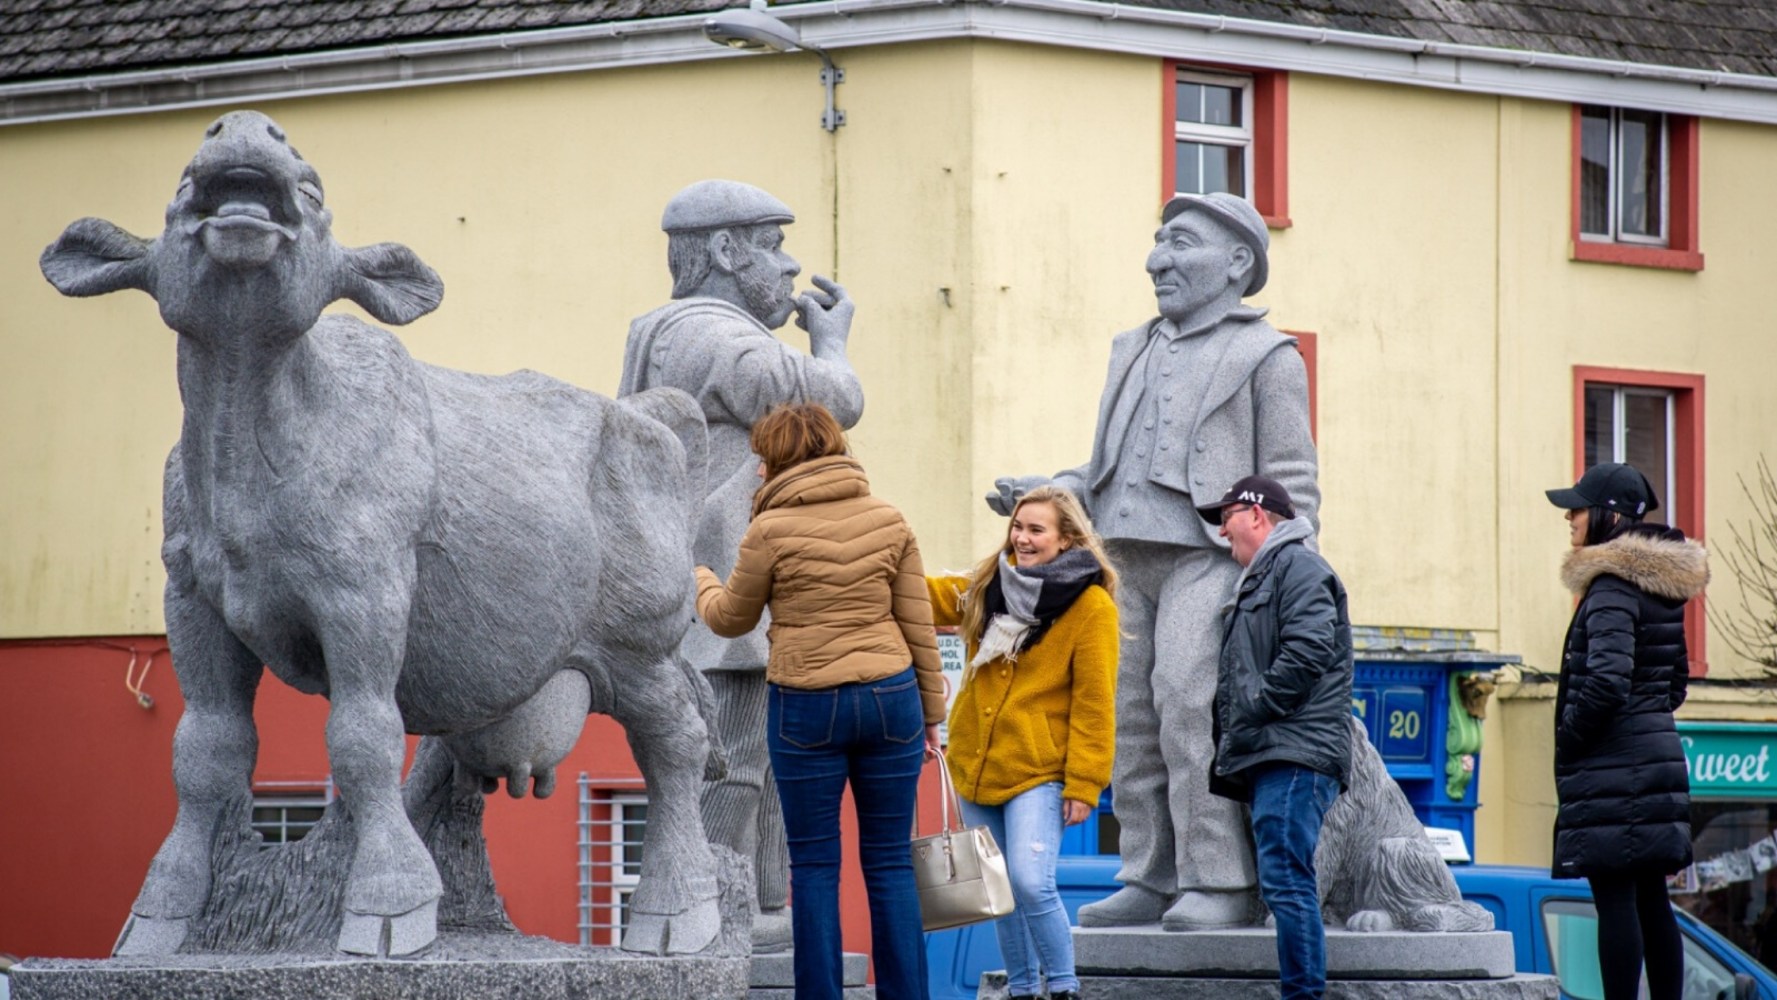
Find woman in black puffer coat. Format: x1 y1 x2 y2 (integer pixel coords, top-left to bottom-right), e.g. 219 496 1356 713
1546 462 1709 1000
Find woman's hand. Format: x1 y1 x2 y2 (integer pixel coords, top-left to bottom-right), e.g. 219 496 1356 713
1062 798 1094 826
924 724 943 759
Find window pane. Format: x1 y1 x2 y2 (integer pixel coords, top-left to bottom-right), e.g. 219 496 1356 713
1201 84 1240 127
251 806 282 842
1622 391 1672 519
1541 899 1607 1000
1617 109 1664 239
1175 82 1204 124
1097 811 1121 855
1579 107 1612 236
1200 145 1245 198
1175 141 1204 195
251 796 326 844
620 803 648 876
1681 932 1738 995
1583 386 1615 469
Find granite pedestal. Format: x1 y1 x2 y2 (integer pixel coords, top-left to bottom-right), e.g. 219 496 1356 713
974 926 1558 1000
750 950 874 999
977 971 1559 999
10 931 750 1000
1074 926 1517 979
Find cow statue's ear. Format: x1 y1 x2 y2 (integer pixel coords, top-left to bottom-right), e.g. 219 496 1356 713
337 242 444 326
41 218 154 299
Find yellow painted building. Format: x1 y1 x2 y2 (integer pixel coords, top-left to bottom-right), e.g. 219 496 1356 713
7 0 1777 946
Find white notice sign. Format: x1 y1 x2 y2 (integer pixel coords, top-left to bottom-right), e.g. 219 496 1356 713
1423 826 1472 864
936 629 965 745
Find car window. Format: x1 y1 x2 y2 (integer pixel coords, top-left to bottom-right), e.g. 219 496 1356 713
1541 898 1744 1000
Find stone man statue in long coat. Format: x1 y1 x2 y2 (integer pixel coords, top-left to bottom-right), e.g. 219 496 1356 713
992 192 1318 931
620 180 863 950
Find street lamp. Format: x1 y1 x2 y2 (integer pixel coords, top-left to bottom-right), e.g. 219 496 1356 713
704 0 846 131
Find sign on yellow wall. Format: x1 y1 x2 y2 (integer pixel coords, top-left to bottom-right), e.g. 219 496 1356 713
1680 723 1777 797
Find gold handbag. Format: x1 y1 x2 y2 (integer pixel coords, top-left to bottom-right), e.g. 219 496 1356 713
911 749 1016 932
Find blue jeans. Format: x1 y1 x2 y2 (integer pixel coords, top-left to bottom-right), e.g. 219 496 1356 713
1249 763 1341 1000
960 782 1077 996
768 667 929 1000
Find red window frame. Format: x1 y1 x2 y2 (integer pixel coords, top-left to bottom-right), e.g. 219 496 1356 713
1572 366 1707 673
1569 107 1703 272
1289 330 1317 441
1162 62 1290 228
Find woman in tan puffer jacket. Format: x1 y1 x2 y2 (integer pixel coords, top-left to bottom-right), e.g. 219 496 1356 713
696 403 943 1000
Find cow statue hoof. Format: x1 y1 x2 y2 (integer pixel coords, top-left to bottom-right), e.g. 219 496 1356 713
113 912 191 956
622 896 721 956
338 898 439 957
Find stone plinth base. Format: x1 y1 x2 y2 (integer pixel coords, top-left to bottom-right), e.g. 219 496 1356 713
10 932 749 1000
1074 926 1517 979
978 972 1559 999
749 951 874 999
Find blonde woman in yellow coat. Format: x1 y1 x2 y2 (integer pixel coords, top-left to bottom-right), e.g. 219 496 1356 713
928 486 1117 1000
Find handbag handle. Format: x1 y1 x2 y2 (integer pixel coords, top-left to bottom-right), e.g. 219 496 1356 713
914 747 968 838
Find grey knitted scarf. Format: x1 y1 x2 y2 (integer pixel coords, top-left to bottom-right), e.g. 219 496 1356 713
971 547 1103 669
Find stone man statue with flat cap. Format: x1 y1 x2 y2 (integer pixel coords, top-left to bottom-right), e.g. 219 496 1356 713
990 192 1319 931
621 179 862 951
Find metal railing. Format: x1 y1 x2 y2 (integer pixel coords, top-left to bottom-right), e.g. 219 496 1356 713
576 774 649 947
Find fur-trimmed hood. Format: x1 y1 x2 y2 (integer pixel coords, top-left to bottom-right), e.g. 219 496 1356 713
1561 527 1709 601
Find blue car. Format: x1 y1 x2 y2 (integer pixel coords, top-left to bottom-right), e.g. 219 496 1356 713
926 859 1777 999
1454 864 1775 1000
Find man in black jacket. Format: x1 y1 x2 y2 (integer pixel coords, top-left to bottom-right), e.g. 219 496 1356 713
1198 475 1353 1000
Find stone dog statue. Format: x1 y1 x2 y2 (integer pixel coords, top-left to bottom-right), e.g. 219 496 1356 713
1312 717 1494 932
40 110 724 959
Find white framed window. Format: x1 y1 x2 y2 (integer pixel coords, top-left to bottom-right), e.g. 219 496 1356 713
577 777 648 947
251 779 333 845
1172 68 1254 200
1583 383 1677 524
1578 105 1668 246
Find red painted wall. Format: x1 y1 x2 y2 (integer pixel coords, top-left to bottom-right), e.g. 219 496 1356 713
0 637 944 977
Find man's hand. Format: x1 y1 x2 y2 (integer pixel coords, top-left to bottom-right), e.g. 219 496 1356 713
795 275 853 356
923 724 943 759
1062 799 1094 826
985 475 1050 516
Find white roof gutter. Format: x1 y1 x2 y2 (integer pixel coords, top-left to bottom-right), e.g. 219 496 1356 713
4 0 1777 126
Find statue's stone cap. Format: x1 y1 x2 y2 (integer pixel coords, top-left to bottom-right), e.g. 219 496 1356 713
662 180 795 233
1161 192 1269 296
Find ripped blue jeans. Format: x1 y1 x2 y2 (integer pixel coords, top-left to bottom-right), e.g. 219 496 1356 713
960 782 1076 996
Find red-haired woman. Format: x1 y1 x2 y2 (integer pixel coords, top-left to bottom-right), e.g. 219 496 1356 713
696 402 944 1000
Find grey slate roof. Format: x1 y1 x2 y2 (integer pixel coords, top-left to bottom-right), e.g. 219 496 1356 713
4 0 1777 83
1133 0 1777 78
0 0 731 81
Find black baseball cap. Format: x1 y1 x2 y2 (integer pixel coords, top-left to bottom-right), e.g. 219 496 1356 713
1197 475 1296 524
1545 462 1659 518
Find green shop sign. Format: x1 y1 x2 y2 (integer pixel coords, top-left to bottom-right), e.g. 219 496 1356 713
1678 722 1777 798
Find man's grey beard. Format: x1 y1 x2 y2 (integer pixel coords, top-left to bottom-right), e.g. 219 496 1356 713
736 252 794 330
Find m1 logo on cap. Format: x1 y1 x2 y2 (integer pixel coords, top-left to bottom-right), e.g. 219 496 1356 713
1238 491 1265 504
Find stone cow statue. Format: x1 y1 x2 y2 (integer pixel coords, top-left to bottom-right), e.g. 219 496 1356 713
40 110 722 958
